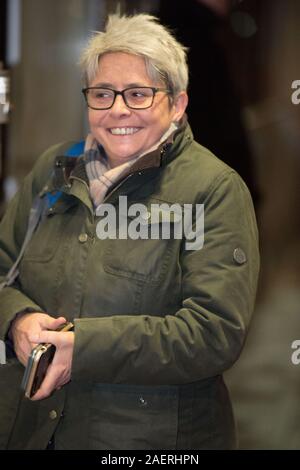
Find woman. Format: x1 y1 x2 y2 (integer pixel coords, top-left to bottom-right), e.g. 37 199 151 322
0 13 259 450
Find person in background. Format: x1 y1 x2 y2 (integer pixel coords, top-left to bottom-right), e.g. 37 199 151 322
0 13 259 450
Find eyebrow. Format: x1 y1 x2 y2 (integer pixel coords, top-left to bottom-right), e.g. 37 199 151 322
91 82 151 88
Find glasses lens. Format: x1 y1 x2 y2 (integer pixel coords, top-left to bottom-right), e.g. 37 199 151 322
124 87 154 109
87 88 115 109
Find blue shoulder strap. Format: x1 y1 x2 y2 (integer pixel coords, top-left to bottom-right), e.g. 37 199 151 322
65 141 85 157
46 140 85 207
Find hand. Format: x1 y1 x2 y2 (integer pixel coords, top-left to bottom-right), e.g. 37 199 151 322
28 328 75 401
10 312 67 366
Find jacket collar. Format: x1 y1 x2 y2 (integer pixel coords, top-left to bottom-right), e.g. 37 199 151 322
47 115 193 210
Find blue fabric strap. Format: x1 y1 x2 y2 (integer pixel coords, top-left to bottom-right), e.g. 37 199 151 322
65 141 85 157
46 141 85 207
47 191 62 207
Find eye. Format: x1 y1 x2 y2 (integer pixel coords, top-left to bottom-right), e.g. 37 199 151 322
131 90 147 98
126 88 153 101
91 89 113 100
96 92 108 98
127 91 146 101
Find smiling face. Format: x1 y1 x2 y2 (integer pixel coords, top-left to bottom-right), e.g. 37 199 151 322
87 52 188 167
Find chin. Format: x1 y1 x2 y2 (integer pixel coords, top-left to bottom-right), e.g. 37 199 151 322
112 147 141 161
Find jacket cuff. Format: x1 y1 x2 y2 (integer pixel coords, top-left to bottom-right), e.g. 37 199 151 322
0 286 42 341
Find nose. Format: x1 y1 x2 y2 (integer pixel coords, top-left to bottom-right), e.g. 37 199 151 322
110 93 131 116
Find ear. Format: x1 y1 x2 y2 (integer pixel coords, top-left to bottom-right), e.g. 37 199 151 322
172 91 188 122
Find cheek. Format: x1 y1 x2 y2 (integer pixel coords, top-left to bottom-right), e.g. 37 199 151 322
151 113 174 134
88 111 96 129
152 104 176 128
88 111 105 130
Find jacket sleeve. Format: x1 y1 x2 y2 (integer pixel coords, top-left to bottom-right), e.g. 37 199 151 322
72 169 260 385
0 143 70 341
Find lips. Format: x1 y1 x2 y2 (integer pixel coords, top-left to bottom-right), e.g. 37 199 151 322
108 127 141 135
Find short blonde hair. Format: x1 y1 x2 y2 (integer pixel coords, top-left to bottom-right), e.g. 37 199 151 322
80 13 188 95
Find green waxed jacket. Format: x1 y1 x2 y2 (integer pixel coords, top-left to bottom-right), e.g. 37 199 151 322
0 122 259 449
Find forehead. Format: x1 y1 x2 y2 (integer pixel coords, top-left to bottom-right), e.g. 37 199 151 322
93 52 152 86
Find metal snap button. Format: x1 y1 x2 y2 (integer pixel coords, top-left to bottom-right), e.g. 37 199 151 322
139 396 148 407
233 247 247 265
78 233 88 243
49 410 57 420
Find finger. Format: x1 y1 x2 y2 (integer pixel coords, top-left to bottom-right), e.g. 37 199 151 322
28 315 66 347
29 329 62 346
44 316 67 331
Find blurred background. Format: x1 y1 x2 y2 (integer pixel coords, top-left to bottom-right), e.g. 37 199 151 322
1 0 300 449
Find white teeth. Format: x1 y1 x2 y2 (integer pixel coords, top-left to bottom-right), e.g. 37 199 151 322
110 127 140 135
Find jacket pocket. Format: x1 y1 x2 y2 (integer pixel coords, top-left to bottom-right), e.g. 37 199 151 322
102 203 183 284
88 383 179 450
20 197 76 263
20 213 62 263
18 199 78 307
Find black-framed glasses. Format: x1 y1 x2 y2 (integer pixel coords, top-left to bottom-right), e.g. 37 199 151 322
81 86 171 110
